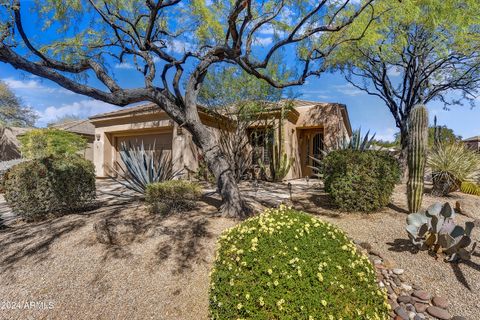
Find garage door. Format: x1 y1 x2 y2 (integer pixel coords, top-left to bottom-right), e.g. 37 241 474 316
114 131 172 170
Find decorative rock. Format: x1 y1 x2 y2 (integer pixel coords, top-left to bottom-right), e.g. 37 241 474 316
413 290 432 302
451 316 466 320
414 303 428 313
374 259 382 265
427 306 451 320
401 284 413 291
408 311 416 319
398 296 412 304
406 304 415 312
394 316 404 320
414 314 425 320
393 268 405 275
432 296 449 309
395 306 410 320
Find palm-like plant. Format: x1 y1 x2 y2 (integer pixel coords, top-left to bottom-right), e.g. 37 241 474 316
428 142 480 196
109 141 182 194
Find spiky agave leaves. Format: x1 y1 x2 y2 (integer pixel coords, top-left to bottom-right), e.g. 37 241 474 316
109 141 182 194
406 202 477 262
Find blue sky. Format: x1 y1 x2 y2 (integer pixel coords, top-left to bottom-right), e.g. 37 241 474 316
1 2 479 141
2 62 479 141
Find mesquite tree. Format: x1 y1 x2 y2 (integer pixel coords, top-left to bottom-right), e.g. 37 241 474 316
324 0 480 155
0 0 373 218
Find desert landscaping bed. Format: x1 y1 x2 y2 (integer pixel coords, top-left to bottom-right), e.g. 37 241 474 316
0 181 479 319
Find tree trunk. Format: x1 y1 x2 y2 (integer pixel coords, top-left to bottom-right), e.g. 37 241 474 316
186 121 251 219
399 124 409 183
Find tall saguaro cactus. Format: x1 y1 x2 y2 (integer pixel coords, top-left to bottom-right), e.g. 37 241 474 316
407 104 429 213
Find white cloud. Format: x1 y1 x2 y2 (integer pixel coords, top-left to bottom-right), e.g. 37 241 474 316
166 39 193 54
333 84 364 96
375 127 397 141
1 77 73 95
114 62 135 70
387 67 401 77
254 36 273 46
36 99 119 126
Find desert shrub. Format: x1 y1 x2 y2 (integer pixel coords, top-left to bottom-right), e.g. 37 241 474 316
3 155 96 220
323 150 400 212
145 180 201 214
19 128 87 159
209 206 390 320
428 142 480 196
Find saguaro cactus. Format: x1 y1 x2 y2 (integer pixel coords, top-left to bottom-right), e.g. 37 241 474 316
407 104 429 213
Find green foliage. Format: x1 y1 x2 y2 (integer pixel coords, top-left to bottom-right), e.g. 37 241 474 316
407 104 429 213
323 150 400 212
209 206 390 320
110 141 182 194
429 126 461 147
145 180 201 215
3 155 96 220
258 149 293 182
460 182 480 197
19 128 87 159
0 80 37 127
406 202 477 262
428 143 480 196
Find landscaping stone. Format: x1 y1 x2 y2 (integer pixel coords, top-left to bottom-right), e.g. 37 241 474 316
395 306 410 320
451 316 466 320
413 290 432 302
393 268 405 275
432 296 449 309
427 306 451 320
398 296 412 304
414 303 428 313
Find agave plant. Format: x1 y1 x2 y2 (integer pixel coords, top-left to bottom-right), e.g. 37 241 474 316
406 202 477 261
109 141 182 194
309 128 376 178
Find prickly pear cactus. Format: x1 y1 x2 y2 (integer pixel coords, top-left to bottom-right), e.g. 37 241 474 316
407 104 428 213
406 202 477 262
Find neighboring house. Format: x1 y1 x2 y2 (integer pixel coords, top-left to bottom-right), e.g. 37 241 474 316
49 120 95 161
463 136 480 152
0 126 31 161
90 100 352 180
0 120 95 162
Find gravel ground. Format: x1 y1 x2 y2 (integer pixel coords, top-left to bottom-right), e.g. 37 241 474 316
298 184 480 320
0 200 235 320
0 180 479 319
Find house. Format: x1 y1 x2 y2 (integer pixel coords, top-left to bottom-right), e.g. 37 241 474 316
463 136 480 152
89 100 352 180
48 119 96 161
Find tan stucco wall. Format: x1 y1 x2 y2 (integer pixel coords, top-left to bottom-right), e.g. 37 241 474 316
90 103 350 180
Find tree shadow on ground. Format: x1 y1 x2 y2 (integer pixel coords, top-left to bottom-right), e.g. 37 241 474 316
89 200 216 275
0 215 88 275
386 238 419 254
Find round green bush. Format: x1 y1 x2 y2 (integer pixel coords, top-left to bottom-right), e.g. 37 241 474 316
209 206 390 320
3 155 96 220
323 150 400 212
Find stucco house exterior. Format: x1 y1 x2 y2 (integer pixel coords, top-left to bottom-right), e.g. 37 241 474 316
89 100 352 180
463 136 480 152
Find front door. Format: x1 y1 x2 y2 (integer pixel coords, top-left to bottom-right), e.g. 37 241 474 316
299 129 324 177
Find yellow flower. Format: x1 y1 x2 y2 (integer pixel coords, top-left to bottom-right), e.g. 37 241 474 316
317 272 324 282
321 300 327 307
236 303 243 310
267 269 273 275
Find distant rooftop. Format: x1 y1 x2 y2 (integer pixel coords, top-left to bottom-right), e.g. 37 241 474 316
49 119 95 136
463 135 480 142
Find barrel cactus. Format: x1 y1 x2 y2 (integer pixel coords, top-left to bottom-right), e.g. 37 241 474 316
406 202 477 261
407 104 428 213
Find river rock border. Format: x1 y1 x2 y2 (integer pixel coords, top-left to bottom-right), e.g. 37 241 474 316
355 241 466 320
